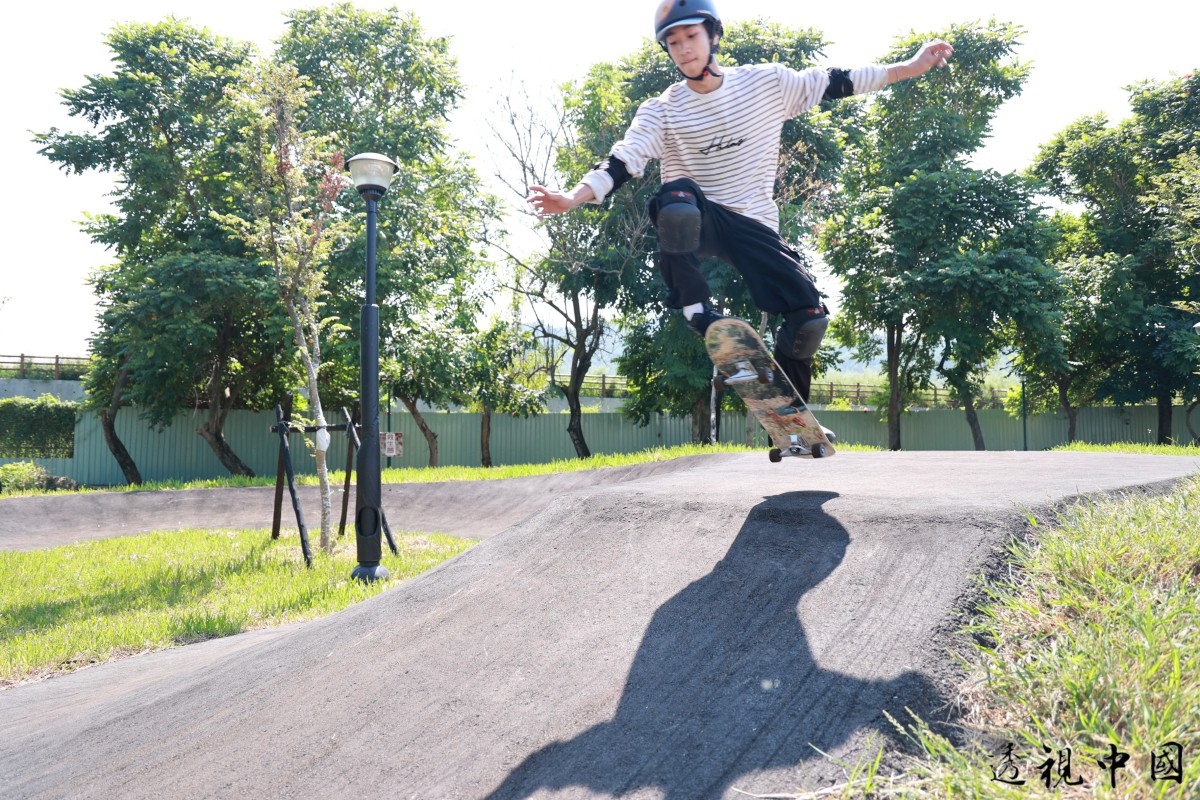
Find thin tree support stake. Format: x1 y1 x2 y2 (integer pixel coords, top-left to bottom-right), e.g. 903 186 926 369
272 404 313 567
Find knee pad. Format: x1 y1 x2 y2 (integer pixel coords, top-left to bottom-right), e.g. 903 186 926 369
777 306 829 360
655 188 702 254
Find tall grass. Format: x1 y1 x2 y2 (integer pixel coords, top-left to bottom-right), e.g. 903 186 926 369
775 475 1200 798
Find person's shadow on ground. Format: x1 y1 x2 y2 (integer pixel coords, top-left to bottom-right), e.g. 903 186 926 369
482 490 944 800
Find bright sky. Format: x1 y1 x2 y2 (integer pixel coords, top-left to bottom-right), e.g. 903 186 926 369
2 0 1196 357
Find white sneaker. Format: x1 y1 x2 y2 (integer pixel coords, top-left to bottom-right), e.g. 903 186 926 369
725 361 771 384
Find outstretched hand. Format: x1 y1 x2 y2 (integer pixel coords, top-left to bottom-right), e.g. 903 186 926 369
526 185 575 217
910 40 954 76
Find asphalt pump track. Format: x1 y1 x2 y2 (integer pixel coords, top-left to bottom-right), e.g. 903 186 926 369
1 450 1197 799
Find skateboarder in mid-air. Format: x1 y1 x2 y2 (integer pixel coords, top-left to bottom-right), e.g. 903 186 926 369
527 0 954 440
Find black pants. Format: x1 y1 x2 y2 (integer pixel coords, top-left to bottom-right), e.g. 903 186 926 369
648 178 823 402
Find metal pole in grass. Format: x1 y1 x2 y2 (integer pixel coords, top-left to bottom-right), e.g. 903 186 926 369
1021 371 1028 452
346 152 399 584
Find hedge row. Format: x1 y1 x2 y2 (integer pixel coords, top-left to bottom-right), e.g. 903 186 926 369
0 394 78 458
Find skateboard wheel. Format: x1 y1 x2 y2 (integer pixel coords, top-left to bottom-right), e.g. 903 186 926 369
768 448 783 463
713 375 728 392
756 365 771 383
811 444 826 459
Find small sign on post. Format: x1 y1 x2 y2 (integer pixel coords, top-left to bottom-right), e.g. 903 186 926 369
381 431 403 458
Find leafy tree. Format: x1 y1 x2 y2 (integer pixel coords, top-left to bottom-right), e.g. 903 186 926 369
1029 72 1200 443
35 19 289 481
383 297 476 468
35 18 252 262
491 85 642 457
820 21 1052 450
462 313 546 467
1148 149 1200 266
218 60 350 551
908 168 1062 449
1147 150 1200 442
1009 211 1120 442
616 311 726 443
276 3 499 431
88 255 292 475
275 3 460 162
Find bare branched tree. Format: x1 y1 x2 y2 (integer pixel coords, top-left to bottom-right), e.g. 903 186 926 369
487 84 651 458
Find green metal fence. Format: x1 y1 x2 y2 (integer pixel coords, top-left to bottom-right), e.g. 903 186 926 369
2 403 1195 486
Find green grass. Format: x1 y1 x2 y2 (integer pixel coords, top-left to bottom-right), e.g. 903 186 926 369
778 470 1200 798
0 529 473 687
1052 441 1200 456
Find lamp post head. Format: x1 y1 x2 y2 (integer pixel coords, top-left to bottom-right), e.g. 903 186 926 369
347 153 400 202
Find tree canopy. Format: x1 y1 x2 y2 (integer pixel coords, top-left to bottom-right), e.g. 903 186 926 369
1029 71 1200 442
821 21 1061 449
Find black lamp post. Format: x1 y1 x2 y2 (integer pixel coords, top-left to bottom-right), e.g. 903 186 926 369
347 152 400 583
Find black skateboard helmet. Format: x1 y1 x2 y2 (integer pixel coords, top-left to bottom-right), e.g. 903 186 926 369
653 0 723 46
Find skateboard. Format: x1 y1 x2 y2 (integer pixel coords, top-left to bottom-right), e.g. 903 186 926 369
704 317 837 462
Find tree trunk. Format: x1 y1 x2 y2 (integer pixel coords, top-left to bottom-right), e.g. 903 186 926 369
691 392 712 444
963 393 986 451
481 406 493 467
197 417 255 477
314 445 333 551
1056 377 1078 443
400 395 439 467
563 356 592 459
286 304 333 549
565 389 591 459
305 400 333 552
886 323 902 451
941 373 986 451
1157 392 1174 445
1185 399 1199 445
197 320 255 477
100 365 142 485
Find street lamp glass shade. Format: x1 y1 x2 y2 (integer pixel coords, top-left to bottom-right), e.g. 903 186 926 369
347 153 400 197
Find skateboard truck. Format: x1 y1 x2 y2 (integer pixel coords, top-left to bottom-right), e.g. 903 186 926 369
768 434 827 462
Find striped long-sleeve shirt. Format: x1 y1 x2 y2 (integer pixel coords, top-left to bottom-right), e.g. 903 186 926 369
581 62 889 231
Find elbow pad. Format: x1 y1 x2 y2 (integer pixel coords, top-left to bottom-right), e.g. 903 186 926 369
594 156 632 195
822 68 854 101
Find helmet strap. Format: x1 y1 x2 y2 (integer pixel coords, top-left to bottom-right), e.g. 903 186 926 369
676 53 716 82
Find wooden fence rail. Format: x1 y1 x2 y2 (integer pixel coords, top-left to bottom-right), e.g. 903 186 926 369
0 354 91 381
552 373 1007 409
805 382 1007 410
3 356 1003 408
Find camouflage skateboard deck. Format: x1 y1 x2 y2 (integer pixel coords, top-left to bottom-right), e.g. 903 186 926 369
704 317 836 461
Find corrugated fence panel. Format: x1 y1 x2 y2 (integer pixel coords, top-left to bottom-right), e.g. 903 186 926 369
1 410 355 485
808 410 889 449
4 404 1197 484
386 411 699 468
827 406 1195 451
